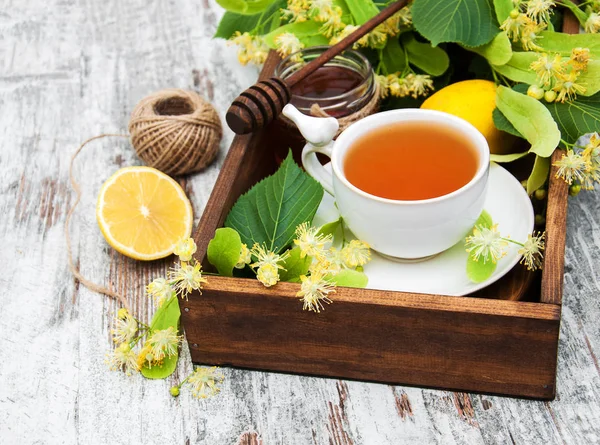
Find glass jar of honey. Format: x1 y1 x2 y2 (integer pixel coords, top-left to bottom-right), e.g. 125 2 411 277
270 47 377 164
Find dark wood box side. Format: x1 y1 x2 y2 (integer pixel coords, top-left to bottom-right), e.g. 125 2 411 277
183 277 560 399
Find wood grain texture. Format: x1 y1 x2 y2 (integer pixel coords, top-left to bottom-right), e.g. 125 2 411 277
1 1 599 444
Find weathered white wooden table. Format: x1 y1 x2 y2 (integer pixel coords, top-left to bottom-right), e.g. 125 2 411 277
1 1 599 443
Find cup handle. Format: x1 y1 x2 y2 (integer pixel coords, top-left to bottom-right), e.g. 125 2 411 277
282 104 339 195
302 141 335 195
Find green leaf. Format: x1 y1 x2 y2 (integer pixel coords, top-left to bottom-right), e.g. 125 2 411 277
475 209 494 229
492 107 523 138
527 155 551 194
215 0 276 15
493 0 513 23
492 52 538 84
225 152 324 253
467 31 512 66
412 0 499 48
490 152 530 163
279 247 312 282
141 296 181 379
344 0 379 24
381 38 408 74
543 91 600 144
402 33 450 76
318 217 342 238
577 60 600 97
537 31 600 59
466 255 497 283
207 228 242 277
263 21 322 47
328 269 368 288
214 0 285 38
496 85 561 157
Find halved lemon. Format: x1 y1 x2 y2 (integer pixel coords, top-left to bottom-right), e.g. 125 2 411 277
96 166 193 261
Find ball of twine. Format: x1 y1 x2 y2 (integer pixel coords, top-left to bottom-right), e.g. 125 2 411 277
129 89 222 176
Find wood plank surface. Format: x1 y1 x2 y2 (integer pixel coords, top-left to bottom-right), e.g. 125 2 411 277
1 1 599 444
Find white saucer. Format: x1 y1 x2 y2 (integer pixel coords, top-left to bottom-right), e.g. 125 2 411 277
312 163 535 297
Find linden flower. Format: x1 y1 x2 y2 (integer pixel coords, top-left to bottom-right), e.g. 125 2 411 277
256 263 280 287
518 232 545 271
168 262 208 297
500 12 530 42
229 32 269 66
341 240 371 268
375 74 390 99
310 247 344 276
111 312 138 344
405 73 434 99
235 243 252 269
318 7 344 38
146 277 175 307
530 53 564 86
465 224 508 264
297 271 335 313
585 12 600 34
173 238 197 262
553 71 586 102
146 326 182 362
308 0 335 21
570 47 591 72
281 0 310 23
387 74 410 98
106 343 139 376
274 32 304 61
250 243 290 269
329 24 358 45
520 19 546 51
554 150 588 185
137 343 154 369
185 366 225 399
294 222 332 258
525 0 555 24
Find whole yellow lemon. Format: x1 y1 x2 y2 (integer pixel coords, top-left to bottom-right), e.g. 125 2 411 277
420 79 516 155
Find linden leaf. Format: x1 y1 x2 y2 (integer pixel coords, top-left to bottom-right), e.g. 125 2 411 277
279 247 312 282
468 32 512 66
537 31 600 59
492 52 538 85
207 228 242 277
543 91 600 144
490 152 530 163
465 210 496 283
493 0 513 22
328 269 368 288
318 217 342 238
527 155 551 194
496 85 561 158
214 0 285 38
466 255 497 283
492 107 523 138
344 0 379 24
141 296 181 379
402 33 450 76
263 21 324 47
412 0 499 48
215 0 277 15
382 38 408 74
475 209 493 229
225 151 324 253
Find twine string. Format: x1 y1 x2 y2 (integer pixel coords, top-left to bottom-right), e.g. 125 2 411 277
66 133 131 310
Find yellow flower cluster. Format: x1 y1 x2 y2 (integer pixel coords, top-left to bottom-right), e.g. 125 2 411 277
229 31 269 66
376 73 434 99
528 48 590 103
554 133 600 190
250 243 290 287
500 0 555 51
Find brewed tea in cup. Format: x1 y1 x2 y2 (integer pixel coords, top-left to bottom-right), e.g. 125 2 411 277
282 105 490 260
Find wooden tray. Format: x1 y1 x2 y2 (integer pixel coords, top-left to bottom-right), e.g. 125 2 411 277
182 25 574 399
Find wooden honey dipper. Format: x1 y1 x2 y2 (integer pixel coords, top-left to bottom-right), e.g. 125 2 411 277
226 0 410 135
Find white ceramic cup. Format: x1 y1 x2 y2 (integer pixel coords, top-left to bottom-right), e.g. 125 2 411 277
282 104 490 260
